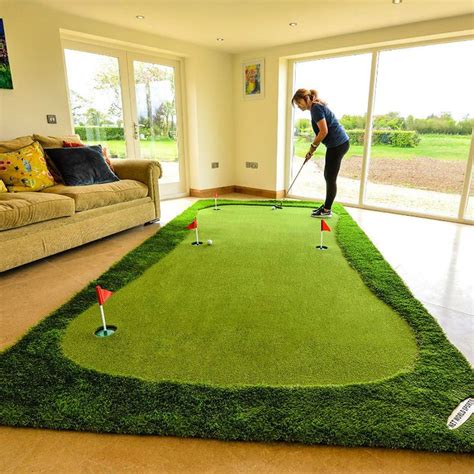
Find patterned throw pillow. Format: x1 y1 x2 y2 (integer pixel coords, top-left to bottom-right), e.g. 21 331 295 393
0 179 7 192
0 141 55 192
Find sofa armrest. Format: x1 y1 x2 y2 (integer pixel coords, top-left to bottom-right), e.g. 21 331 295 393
111 159 162 220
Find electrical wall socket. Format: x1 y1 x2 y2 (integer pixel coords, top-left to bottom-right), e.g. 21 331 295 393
245 161 258 169
211 162 219 169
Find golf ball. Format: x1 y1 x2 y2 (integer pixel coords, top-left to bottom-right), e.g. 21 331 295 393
272 206 276 210
207 239 213 245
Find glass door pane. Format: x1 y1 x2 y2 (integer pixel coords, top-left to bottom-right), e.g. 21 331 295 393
366 41 474 218
64 49 126 158
130 58 183 194
291 53 372 203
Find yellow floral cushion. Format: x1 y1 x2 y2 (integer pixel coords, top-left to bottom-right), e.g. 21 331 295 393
0 179 7 193
0 141 55 192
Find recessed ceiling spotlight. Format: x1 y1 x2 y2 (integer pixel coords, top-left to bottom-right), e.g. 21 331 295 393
217 38 224 42
289 22 298 27
136 15 145 20
392 0 402 4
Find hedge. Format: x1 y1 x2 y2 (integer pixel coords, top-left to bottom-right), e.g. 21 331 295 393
75 126 125 141
346 129 420 148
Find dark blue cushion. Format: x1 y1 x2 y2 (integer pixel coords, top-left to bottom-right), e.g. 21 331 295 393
45 146 119 186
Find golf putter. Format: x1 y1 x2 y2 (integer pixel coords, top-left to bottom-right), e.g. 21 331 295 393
275 158 308 209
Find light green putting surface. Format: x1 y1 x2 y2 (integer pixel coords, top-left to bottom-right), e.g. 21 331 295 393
62 205 417 386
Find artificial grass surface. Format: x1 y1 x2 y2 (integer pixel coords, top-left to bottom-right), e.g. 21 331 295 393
62 206 417 386
1 200 473 452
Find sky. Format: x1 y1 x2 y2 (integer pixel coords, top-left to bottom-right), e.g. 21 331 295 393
64 49 174 123
294 40 474 121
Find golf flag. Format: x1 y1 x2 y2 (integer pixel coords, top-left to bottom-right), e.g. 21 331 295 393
214 192 220 210
186 216 202 245
95 285 113 334
317 219 331 250
321 220 331 232
96 285 113 305
186 217 198 230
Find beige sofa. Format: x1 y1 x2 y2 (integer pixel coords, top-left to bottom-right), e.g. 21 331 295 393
0 159 161 272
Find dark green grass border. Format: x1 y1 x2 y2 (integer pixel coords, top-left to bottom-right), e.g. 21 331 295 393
1 200 473 452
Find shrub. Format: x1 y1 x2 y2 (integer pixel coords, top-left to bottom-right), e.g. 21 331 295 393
390 131 421 147
75 126 125 141
346 129 420 147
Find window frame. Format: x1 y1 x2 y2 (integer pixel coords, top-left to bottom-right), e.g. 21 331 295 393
286 35 474 224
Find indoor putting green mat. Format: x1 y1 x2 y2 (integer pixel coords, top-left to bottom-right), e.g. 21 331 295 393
62 205 417 386
1 200 472 452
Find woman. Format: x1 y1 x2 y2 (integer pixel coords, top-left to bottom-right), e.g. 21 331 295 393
292 88 350 218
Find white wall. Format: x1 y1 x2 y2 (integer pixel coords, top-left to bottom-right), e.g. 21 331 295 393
233 14 474 193
0 1 234 191
0 2 472 194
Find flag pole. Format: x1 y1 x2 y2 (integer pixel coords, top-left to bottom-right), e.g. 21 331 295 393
320 228 323 249
99 304 107 333
195 226 199 245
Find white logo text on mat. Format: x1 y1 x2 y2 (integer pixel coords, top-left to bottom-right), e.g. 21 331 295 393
447 398 474 430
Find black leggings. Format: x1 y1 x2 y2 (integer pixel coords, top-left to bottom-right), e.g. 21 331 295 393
323 140 350 209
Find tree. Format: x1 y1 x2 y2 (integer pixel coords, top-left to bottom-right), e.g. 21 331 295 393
153 101 175 137
134 64 173 138
93 62 123 126
70 90 91 125
294 118 311 135
84 108 108 126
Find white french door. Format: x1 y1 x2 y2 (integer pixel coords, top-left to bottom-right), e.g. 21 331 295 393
63 40 187 199
126 53 186 197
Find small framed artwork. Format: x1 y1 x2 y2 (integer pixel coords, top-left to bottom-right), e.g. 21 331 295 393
242 58 264 99
0 19 13 90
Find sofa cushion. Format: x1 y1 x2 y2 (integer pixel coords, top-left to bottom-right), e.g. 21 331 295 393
41 179 148 212
0 192 75 230
32 134 82 149
0 136 34 153
0 141 55 192
45 146 119 186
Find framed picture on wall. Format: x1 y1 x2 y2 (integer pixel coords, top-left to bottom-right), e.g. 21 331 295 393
0 19 13 90
242 58 264 99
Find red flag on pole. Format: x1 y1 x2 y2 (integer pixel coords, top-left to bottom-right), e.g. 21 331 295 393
186 217 198 230
214 192 218 198
321 220 331 232
96 285 113 305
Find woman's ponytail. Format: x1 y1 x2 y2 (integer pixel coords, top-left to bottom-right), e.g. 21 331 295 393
291 88 327 106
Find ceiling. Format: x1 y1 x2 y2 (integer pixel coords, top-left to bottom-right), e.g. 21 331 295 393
20 1 474 53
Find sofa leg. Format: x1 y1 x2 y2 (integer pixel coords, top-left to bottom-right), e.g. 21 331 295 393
145 218 160 225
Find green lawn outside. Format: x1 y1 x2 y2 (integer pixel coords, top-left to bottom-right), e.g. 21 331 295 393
85 133 471 162
294 133 471 161
83 137 178 161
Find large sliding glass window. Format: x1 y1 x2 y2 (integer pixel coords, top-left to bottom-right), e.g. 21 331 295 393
289 39 474 222
291 53 372 203
365 41 473 218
